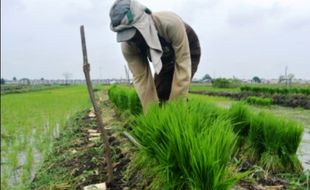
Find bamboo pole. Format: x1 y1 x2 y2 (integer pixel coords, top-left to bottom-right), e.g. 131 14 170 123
80 25 113 183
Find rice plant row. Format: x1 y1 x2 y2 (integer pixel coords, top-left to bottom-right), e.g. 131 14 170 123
228 103 304 173
240 86 310 95
108 85 142 115
132 100 242 189
108 86 304 189
244 96 272 106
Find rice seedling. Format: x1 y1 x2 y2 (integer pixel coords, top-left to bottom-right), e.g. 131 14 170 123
128 90 142 115
246 111 304 173
240 85 310 95
228 103 251 137
108 85 143 115
21 147 34 185
245 96 272 106
117 90 129 110
1 85 91 188
131 99 242 189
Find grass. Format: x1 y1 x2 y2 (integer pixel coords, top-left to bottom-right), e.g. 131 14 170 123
1 85 94 189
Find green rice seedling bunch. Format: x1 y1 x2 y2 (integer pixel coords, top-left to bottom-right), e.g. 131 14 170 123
108 85 121 106
240 85 310 95
132 99 241 189
108 85 132 110
245 96 272 106
128 89 142 115
227 103 251 137
247 112 304 173
117 88 129 110
107 85 117 103
21 147 34 184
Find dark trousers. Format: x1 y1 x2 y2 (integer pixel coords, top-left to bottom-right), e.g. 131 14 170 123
155 23 201 102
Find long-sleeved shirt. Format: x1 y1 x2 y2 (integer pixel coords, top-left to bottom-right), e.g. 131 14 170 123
121 11 192 112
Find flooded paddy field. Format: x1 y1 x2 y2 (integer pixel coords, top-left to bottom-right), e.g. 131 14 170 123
1 85 93 189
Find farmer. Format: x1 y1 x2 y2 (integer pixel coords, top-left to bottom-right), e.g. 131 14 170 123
110 0 201 112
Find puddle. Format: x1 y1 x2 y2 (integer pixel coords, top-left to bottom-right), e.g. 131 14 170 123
2 122 60 187
299 129 310 171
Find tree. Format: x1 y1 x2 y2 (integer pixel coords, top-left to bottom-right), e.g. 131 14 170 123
201 74 212 82
1 78 5 84
13 77 17 81
252 76 261 83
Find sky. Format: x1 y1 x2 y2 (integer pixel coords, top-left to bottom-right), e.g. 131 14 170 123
1 0 310 80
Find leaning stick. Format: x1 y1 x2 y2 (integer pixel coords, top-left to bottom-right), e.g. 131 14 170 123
80 25 113 183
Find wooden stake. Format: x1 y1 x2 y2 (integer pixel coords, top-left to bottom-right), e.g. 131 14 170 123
80 25 113 183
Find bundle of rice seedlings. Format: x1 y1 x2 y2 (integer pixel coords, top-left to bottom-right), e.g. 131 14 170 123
128 90 142 115
132 99 242 190
107 85 118 105
247 112 304 173
245 96 272 106
117 90 129 110
228 103 251 137
108 85 130 110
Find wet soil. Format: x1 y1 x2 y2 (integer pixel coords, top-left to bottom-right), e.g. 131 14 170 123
190 91 310 109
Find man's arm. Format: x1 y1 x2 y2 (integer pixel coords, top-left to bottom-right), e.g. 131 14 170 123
121 42 159 112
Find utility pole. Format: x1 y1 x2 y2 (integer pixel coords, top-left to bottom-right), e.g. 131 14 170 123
124 65 130 84
285 66 288 87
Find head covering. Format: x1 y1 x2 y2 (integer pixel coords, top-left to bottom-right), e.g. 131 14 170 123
110 0 163 74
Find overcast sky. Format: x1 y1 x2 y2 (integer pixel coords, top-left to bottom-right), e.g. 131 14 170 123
1 0 310 80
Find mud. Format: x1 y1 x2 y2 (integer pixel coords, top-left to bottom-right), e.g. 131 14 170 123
190 91 310 109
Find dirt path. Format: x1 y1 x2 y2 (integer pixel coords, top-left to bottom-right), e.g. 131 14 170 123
30 91 137 189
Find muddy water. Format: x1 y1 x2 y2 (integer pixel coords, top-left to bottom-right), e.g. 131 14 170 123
299 129 310 171
4 123 60 187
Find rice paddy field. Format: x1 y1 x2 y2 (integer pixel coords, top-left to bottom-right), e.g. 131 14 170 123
1 85 94 189
1 83 309 189
107 85 309 189
190 93 310 170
